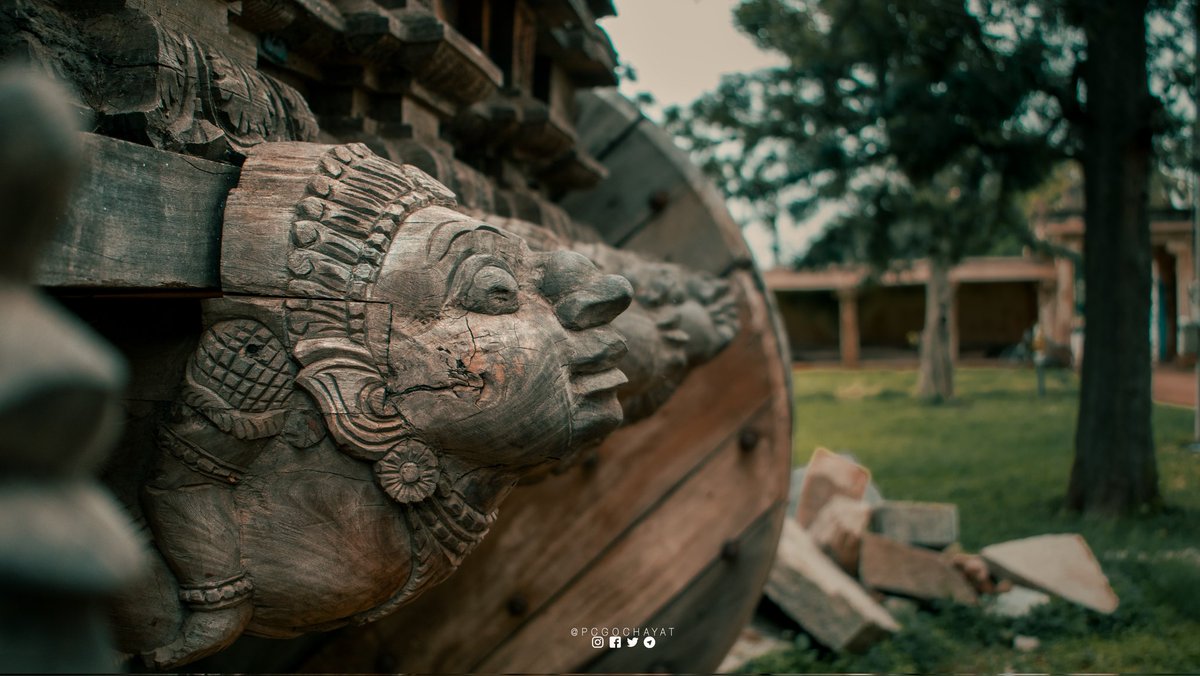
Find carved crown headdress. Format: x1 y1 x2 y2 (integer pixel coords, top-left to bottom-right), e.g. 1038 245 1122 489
222 142 458 301
215 143 471 464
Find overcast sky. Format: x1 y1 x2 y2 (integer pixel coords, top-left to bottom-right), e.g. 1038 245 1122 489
599 0 821 268
601 0 781 113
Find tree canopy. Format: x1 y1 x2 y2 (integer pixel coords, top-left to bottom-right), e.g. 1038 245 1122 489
664 0 1196 513
664 0 1191 270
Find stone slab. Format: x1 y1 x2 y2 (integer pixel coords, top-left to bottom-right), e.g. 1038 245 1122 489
981 534 1119 614
858 533 978 605
765 519 900 653
795 448 872 528
870 500 959 549
808 494 872 573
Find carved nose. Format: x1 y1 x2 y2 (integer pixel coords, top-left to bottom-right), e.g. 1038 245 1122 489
540 250 633 330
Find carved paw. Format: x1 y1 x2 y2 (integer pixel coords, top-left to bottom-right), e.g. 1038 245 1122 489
141 603 252 669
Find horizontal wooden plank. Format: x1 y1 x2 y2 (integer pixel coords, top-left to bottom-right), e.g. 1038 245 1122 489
37 134 236 290
473 403 789 673
581 503 787 674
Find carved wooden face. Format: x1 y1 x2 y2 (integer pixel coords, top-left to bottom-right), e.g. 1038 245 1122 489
371 207 632 470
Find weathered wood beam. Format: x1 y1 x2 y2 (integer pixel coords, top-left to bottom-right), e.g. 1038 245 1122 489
37 134 238 290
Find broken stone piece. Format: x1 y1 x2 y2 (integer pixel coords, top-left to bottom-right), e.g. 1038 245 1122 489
858 533 978 605
808 494 872 573
795 448 872 528
949 552 995 594
870 500 959 549
980 533 1118 614
765 519 900 653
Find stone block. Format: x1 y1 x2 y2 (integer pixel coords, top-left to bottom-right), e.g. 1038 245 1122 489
870 500 958 549
858 533 978 605
809 494 872 573
765 519 900 653
981 533 1118 614
949 551 997 594
795 448 872 528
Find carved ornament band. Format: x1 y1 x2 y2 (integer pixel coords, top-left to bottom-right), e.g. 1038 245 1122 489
178 574 254 609
157 426 246 485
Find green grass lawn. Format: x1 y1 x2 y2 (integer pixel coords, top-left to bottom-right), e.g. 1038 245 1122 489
749 366 1200 673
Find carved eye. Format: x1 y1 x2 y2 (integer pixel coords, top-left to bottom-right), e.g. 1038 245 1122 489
462 266 519 315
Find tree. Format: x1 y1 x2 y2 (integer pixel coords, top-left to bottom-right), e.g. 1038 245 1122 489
1029 0 1192 515
666 0 1061 400
1064 0 1160 514
668 0 1195 515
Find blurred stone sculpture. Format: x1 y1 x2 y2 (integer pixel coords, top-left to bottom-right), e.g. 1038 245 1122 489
111 143 634 668
0 68 143 673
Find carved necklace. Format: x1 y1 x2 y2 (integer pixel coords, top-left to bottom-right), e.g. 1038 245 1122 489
352 470 496 626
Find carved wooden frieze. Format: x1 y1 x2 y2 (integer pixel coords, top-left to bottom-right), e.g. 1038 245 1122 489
0 3 319 161
112 142 634 668
85 9 319 158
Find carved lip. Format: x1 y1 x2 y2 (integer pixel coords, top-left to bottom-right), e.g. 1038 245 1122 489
570 368 629 399
568 327 628 375
568 368 627 448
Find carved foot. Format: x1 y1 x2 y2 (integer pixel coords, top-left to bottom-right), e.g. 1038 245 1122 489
141 603 252 669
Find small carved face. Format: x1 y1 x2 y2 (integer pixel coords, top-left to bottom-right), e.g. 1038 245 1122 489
371 207 632 470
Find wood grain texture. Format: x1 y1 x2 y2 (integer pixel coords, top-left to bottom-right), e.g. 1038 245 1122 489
125 0 256 65
67 5 319 159
572 88 643 160
37 134 237 290
474 401 787 673
581 504 788 673
299 273 776 672
559 119 692 245
562 90 754 275
12 1 794 666
292 92 794 676
109 141 637 669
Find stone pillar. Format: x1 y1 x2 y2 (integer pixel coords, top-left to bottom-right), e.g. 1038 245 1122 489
1151 254 1162 362
948 281 960 362
1168 239 1193 325
1052 256 1076 345
1037 278 1056 344
837 288 860 368
1168 239 1195 359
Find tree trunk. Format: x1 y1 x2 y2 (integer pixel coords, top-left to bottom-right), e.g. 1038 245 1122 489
917 257 954 402
1068 0 1160 515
